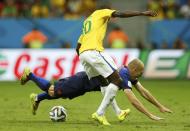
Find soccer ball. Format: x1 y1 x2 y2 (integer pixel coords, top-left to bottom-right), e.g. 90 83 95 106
49 106 67 122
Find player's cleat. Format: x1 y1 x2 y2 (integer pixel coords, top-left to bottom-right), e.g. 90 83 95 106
117 108 131 122
20 67 31 85
92 112 111 126
30 93 39 115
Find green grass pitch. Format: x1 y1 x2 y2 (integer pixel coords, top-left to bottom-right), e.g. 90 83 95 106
0 80 190 131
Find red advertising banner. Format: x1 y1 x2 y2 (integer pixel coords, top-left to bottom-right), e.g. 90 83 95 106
0 49 139 80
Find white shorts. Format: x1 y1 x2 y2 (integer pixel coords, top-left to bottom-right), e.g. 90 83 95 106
79 50 117 79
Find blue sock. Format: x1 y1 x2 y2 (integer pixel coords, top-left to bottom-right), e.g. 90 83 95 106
29 73 51 91
37 93 60 102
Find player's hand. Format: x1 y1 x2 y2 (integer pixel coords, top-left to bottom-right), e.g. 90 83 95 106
143 10 158 17
159 106 173 113
149 114 164 121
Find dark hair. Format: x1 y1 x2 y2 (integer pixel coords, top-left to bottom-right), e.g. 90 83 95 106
32 27 38 30
98 5 111 10
113 26 121 30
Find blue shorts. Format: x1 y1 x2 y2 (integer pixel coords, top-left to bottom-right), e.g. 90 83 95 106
54 72 101 99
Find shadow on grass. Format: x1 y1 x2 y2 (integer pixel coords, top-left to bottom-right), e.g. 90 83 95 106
4 119 190 128
110 120 190 127
4 119 95 125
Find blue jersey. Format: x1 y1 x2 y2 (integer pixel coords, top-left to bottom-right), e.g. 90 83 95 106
54 67 137 99
119 66 138 90
54 72 101 99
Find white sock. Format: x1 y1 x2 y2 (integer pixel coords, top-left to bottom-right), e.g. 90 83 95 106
100 86 121 115
100 86 106 95
97 84 118 116
111 99 121 115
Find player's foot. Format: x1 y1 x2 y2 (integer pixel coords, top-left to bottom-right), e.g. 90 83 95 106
30 93 39 115
20 67 31 85
92 112 111 126
117 108 130 122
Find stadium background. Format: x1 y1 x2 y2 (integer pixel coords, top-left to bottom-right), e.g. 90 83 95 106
0 0 189 131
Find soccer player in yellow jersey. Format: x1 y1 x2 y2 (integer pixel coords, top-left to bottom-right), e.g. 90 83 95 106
76 9 158 125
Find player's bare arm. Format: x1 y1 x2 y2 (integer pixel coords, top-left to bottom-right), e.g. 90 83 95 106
134 82 173 113
124 88 163 121
112 10 157 18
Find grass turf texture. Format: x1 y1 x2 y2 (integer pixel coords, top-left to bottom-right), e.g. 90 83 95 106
0 80 190 131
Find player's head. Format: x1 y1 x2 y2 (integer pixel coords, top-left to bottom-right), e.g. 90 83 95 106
32 27 39 31
98 5 112 10
128 58 144 79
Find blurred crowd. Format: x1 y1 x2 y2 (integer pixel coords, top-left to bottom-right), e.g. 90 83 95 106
1 0 190 19
0 0 188 50
151 38 188 49
148 0 190 20
0 0 97 19
147 0 189 49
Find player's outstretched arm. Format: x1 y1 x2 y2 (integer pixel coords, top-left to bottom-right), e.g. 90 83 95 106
112 10 157 18
134 82 173 113
124 89 164 121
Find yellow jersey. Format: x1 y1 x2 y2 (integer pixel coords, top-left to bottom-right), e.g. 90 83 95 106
78 9 116 54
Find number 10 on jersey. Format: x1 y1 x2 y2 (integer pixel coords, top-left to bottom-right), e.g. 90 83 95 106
83 19 92 34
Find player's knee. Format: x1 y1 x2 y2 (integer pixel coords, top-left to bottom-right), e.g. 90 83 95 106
48 85 55 97
96 75 109 87
107 70 122 87
112 77 122 87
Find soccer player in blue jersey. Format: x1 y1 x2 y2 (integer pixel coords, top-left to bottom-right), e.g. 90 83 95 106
20 68 130 122
21 59 172 125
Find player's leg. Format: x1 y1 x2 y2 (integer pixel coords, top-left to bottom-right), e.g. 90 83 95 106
30 92 60 115
91 52 121 117
89 52 130 121
97 70 131 122
29 73 51 91
79 51 111 125
37 92 60 102
100 86 121 115
30 93 39 115
20 67 51 91
98 76 122 116
80 51 124 125
96 74 119 115
101 85 130 122
30 85 61 115
20 67 31 85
